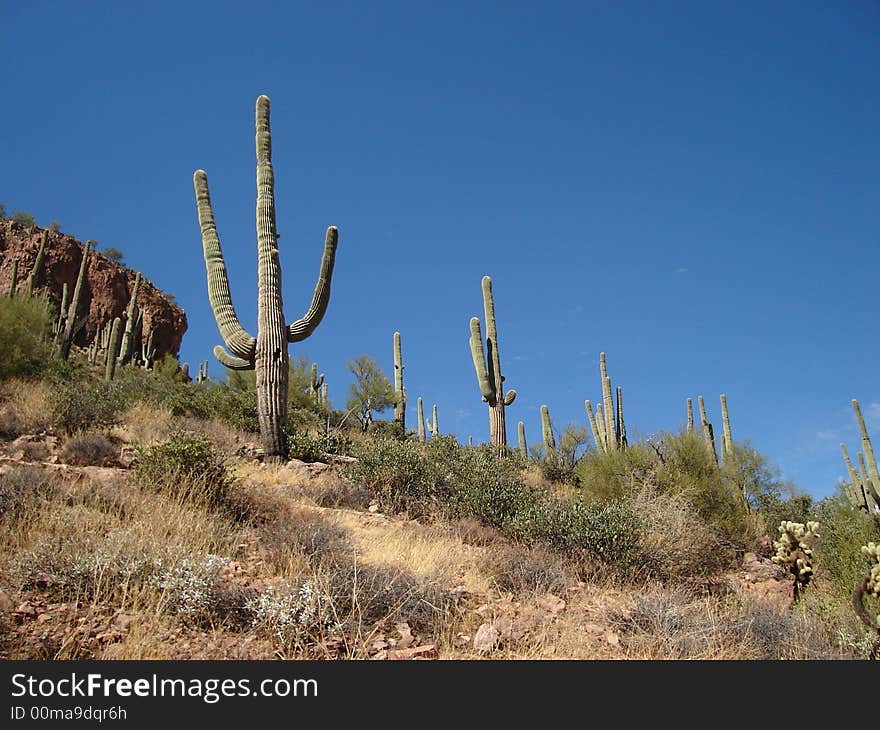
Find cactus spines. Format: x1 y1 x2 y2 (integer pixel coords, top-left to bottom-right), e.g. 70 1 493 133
59 240 92 360
417 397 426 443
117 272 142 367
686 397 694 433
8 260 18 298
852 542 880 658
540 404 556 455
104 317 122 382
194 95 339 461
720 394 733 462
599 353 618 451
25 230 48 297
469 275 516 455
697 395 718 464
772 520 819 602
518 421 528 459
585 400 604 454
393 331 406 432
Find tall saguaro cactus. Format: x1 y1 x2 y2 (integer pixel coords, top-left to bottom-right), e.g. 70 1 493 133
59 240 92 360
469 275 516 454
309 363 324 404
26 230 48 297
686 398 694 433
518 421 528 459
8 261 18 298
540 404 556 455
117 273 142 367
393 331 406 432
851 400 880 511
104 318 122 382
599 353 618 451
697 395 718 465
720 394 733 463
417 397 426 443
193 95 339 461
585 400 604 453
426 404 439 438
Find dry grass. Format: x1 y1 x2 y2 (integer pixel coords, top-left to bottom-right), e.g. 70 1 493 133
0 378 53 436
113 402 178 445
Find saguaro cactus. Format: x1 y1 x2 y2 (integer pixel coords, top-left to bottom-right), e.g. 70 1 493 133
141 329 156 370
720 394 733 463
25 230 48 297
469 275 516 454
193 95 339 461
616 386 627 449
853 400 880 503
197 360 209 383
686 398 694 433
417 397 426 443
393 331 406 432
104 317 122 382
59 240 92 360
117 273 142 367
599 353 618 451
585 400 604 453
697 395 718 465
518 421 528 459
426 404 439 438
8 260 18 298
541 404 556 456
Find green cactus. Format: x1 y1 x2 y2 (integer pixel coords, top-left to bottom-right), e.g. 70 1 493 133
197 360 209 383
59 240 92 360
697 395 718 465
467 436 473 447
616 386 627 450
425 404 439 438
720 393 733 463
585 400 605 454
8 260 18 298
839 443 868 510
518 421 528 459
599 353 618 451
393 331 406 432
595 402 607 452
772 520 820 602
852 400 880 510
25 230 47 297
308 363 324 404
417 397 426 443
320 381 328 408
194 95 339 461
540 404 556 456
104 317 122 382
141 329 156 370
116 272 142 367
686 397 694 433
469 275 516 454
52 283 70 345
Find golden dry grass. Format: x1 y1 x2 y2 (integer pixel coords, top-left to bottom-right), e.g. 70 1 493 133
0 378 53 435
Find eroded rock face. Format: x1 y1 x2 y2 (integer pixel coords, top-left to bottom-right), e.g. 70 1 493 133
0 220 187 358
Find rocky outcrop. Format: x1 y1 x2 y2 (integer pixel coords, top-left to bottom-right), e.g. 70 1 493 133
0 220 187 358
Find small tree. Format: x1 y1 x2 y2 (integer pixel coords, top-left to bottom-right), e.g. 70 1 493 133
558 422 590 467
49 221 61 232
10 211 36 228
103 246 125 263
345 355 396 432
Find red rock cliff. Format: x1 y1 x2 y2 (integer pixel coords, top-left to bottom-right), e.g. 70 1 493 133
0 220 187 358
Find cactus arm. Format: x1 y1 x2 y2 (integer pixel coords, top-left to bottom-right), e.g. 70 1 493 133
585 400 605 453
541 404 556 451
518 421 528 458
117 272 142 366
853 400 880 501
599 353 617 451
214 344 254 371
193 169 256 360
287 226 339 342
469 317 494 402
503 389 517 406
720 394 733 462
616 386 627 449
104 317 121 382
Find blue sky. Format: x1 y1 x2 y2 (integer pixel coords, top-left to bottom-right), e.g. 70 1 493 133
2 1 878 498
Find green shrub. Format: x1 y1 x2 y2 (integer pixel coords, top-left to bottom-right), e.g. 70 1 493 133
573 442 656 502
49 378 127 433
133 432 232 506
0 296 53 380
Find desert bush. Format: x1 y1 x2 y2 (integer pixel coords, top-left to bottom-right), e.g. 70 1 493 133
60 432 118 466
49 378 127 433
150 553 232 622
247 580 341 653
0 378 53 436
0 466 59 525
133 432 232 506
574 442 657 502
481 543 573 594
0 296 53 380
258 509 353 571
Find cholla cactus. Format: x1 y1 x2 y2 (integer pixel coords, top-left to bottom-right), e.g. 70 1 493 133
771 520 820 602
853 542 880 658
